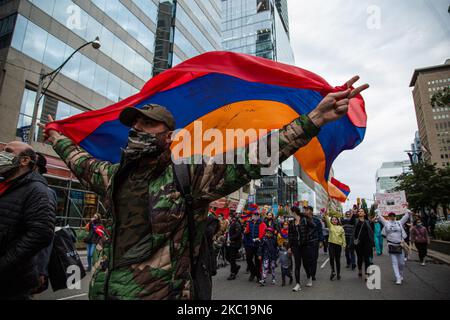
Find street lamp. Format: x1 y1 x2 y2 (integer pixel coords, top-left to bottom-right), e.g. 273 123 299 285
28 37 101 144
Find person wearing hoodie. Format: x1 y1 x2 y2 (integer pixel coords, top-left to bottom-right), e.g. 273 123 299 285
376 209 411 285
278 242 293 286
410 218 430 266
324 212 346 281
258 227 278 286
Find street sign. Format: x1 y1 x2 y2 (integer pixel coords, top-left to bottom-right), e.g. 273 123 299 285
18 125 32 143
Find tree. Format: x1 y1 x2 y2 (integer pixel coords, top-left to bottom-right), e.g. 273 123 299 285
395 162 449 220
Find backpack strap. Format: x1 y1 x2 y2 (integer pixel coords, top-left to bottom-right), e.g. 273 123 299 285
172 163 196 278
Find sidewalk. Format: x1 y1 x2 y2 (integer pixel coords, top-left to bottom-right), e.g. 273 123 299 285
411 247 450 266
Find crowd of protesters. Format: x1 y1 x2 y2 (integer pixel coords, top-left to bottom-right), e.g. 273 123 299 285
211 201 430 291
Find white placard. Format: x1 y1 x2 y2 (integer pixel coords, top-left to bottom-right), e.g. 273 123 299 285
375 191 409 216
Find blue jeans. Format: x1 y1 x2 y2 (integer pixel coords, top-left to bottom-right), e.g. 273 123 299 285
87 243 96 270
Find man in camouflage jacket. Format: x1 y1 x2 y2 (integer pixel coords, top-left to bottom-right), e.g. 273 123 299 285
43 77 368 300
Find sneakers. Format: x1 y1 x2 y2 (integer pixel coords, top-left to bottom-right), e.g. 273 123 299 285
306 278 313 287
421 262 426 266
259 279 266 286
227 274 236 281
271 279 276 285
292 283 301 292
330 272 336 281
235 265 241 275
395 279 402 285
404 257 408 262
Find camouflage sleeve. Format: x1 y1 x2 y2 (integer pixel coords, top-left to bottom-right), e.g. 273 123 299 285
190 115 320 203
52 136 118 196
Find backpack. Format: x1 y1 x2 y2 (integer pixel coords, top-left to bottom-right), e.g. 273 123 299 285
173 163 218 300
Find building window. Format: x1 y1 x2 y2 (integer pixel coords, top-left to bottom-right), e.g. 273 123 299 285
16 89 43 142
257 0 270 13
0 13 16 49
16 88 86 142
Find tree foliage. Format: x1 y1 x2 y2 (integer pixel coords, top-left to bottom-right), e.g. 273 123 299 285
394 162 450 218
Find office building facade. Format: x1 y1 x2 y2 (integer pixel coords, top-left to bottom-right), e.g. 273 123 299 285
410 59 450 168
0 0 222 225
375 161 411 194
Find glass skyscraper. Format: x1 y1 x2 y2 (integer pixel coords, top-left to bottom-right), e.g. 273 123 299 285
221 0 316 207
0 0 221 225
222 0 294 64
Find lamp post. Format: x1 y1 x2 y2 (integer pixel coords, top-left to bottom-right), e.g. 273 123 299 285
28 37 101 144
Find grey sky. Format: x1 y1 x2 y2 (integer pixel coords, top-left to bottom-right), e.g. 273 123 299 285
287 0 450 206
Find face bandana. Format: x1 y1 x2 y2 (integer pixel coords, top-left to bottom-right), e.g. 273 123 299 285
122 128 168 162
0 151 20 181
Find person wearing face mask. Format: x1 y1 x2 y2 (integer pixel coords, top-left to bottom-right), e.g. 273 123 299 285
410 218 430 266
376 208 411 285
0 142 55 300
41 77 369 300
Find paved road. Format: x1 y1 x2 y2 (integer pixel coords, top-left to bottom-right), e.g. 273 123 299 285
35 245 450 300
212 247 450 300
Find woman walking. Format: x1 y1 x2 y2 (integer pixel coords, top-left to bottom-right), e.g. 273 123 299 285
376 209 411 285
352 209 374 280
410 218 430 266
324 212 346 280
84 213 106 272
373 216 384 256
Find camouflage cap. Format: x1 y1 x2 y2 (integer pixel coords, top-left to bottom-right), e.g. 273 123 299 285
119 104 176 130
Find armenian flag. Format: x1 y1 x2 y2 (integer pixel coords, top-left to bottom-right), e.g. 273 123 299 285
46 51 366 197
329 177 351 202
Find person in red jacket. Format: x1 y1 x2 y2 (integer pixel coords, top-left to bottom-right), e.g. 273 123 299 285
243 204 267 282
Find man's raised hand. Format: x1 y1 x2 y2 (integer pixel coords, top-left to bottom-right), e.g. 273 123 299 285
38 114 61 144
308 76 369 128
